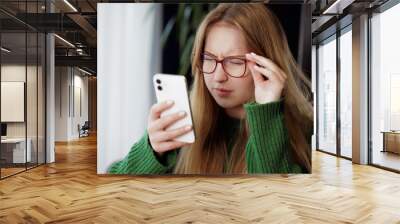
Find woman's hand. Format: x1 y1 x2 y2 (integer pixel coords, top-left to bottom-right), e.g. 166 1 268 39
147 100 193 157
245 52 287 104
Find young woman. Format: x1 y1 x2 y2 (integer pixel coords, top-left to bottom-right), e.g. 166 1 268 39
108 3 313 175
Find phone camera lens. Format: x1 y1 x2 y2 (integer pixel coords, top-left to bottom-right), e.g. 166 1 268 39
156 79 161 84
157 86 162 91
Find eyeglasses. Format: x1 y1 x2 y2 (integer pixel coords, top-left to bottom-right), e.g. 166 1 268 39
199 53 248 78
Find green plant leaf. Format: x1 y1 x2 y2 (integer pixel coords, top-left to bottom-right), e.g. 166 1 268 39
176 3 185 26
191 4 204 29
161 17 176 49
179 35 195 76
179 6 192 50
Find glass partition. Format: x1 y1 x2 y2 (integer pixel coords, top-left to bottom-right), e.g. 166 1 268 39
38 32 45 165
0 1 46 179
1 31 28 178
27 30 38 170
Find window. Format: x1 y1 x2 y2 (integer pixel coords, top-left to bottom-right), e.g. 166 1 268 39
370 2 400 171
339 28 352 158
317 36 337 154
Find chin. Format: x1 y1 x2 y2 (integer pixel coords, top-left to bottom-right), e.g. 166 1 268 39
213 97 241 109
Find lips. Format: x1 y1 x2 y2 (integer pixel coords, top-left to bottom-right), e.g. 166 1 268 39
214 87 231 92
213 87 232 96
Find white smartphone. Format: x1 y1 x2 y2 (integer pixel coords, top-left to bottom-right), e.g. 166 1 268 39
153 73 195 143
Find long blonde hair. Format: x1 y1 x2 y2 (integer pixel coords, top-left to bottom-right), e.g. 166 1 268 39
173 3 313 174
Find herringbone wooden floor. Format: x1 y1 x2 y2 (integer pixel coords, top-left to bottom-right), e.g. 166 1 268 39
1 134 400 224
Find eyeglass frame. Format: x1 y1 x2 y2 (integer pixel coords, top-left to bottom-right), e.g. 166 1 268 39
198 52 249 78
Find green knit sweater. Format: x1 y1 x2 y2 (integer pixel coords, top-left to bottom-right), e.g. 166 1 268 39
108 100 306 174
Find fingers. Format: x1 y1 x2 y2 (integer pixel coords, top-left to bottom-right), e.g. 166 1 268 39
156 141 190 153
245 53 287 81
149 100 174 121
247 52 285 77
248 62 266 84
152 124 192 143
147 105 193 154
249 61 284 86
150 110 187 132
252 64 284 83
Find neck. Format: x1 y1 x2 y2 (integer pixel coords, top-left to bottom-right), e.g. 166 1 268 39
225 106 245 119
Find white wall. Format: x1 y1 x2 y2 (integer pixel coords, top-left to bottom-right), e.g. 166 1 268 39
73 73 89 137
55 67 89 141
55 67 69 141
97 3 162 174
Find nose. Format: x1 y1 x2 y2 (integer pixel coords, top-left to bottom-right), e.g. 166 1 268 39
213 62 228 82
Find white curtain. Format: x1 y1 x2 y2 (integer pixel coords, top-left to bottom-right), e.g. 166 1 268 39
97 3 161 174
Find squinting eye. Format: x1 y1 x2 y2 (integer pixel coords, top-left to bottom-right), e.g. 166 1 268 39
228 59 245 65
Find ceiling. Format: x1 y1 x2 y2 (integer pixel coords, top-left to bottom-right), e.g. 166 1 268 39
0 0 392 75
0 0 100 73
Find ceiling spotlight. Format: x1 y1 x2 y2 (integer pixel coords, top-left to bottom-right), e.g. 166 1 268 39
322 0 354 15
54 34 75 48
63 0 78 12
1 47 11 53
78 67 93 76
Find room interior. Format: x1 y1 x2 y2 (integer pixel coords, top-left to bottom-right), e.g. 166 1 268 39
0 0 399 222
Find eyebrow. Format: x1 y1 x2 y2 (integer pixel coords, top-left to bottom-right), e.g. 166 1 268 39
203 51 247 58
